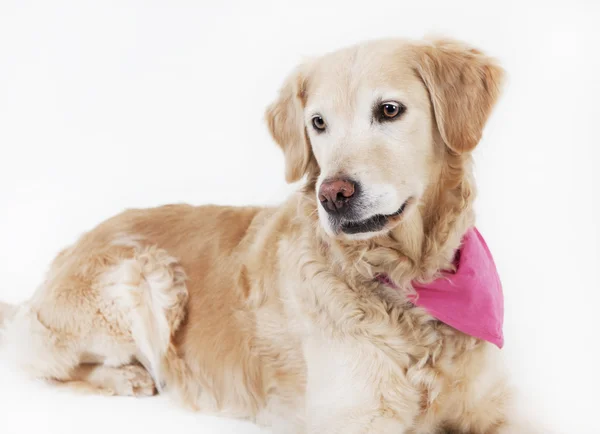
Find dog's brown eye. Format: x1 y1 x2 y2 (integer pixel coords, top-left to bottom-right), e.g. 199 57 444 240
312 116 326 132
382 102 402 119
374 101 406 122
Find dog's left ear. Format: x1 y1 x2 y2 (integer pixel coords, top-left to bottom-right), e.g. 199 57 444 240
265 65 313 184
413 38 505 154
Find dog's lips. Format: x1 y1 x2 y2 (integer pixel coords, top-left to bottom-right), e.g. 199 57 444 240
339 200 409 235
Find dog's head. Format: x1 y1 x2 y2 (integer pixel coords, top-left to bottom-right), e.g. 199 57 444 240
266 38 504 240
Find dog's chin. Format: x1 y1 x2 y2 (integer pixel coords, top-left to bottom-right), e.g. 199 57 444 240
322 199 413 241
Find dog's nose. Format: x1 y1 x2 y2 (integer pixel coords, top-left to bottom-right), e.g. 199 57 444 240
318 178 356 213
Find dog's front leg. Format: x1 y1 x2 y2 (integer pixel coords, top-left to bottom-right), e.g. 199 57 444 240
303 335 418 434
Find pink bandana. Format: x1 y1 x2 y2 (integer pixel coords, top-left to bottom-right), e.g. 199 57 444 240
378 227 504 348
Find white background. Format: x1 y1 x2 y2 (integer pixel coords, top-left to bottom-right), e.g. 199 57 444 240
1 1 598 433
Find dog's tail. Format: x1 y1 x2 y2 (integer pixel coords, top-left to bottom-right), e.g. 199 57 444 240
0 302 17 330
0 301 18 349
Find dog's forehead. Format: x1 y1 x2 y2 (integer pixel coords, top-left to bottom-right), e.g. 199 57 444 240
305 41 421 110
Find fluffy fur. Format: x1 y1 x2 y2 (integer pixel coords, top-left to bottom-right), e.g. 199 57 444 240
0 37 537 433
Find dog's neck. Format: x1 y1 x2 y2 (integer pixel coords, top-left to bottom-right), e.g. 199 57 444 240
411 149 476 281
310 150 476 289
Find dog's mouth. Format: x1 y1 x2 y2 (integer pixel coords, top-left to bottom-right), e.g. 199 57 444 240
339 200 410 235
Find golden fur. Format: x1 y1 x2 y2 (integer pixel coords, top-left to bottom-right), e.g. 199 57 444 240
0 37 536 433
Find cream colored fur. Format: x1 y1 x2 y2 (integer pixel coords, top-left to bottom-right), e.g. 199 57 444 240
0 37 539 433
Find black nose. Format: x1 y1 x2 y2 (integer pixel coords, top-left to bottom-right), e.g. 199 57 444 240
318 178 356 214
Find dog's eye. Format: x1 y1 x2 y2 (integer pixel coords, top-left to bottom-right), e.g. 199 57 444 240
312 116 326 132
382 103 400 118
377 101 406 121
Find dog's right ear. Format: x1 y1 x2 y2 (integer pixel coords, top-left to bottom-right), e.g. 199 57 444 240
265 65 313 184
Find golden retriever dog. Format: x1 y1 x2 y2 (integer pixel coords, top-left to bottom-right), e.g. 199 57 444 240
0 37 535 433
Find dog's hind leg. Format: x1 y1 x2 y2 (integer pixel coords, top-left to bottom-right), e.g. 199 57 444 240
1 301 159 398
1 237 188 398
55 363 157 396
